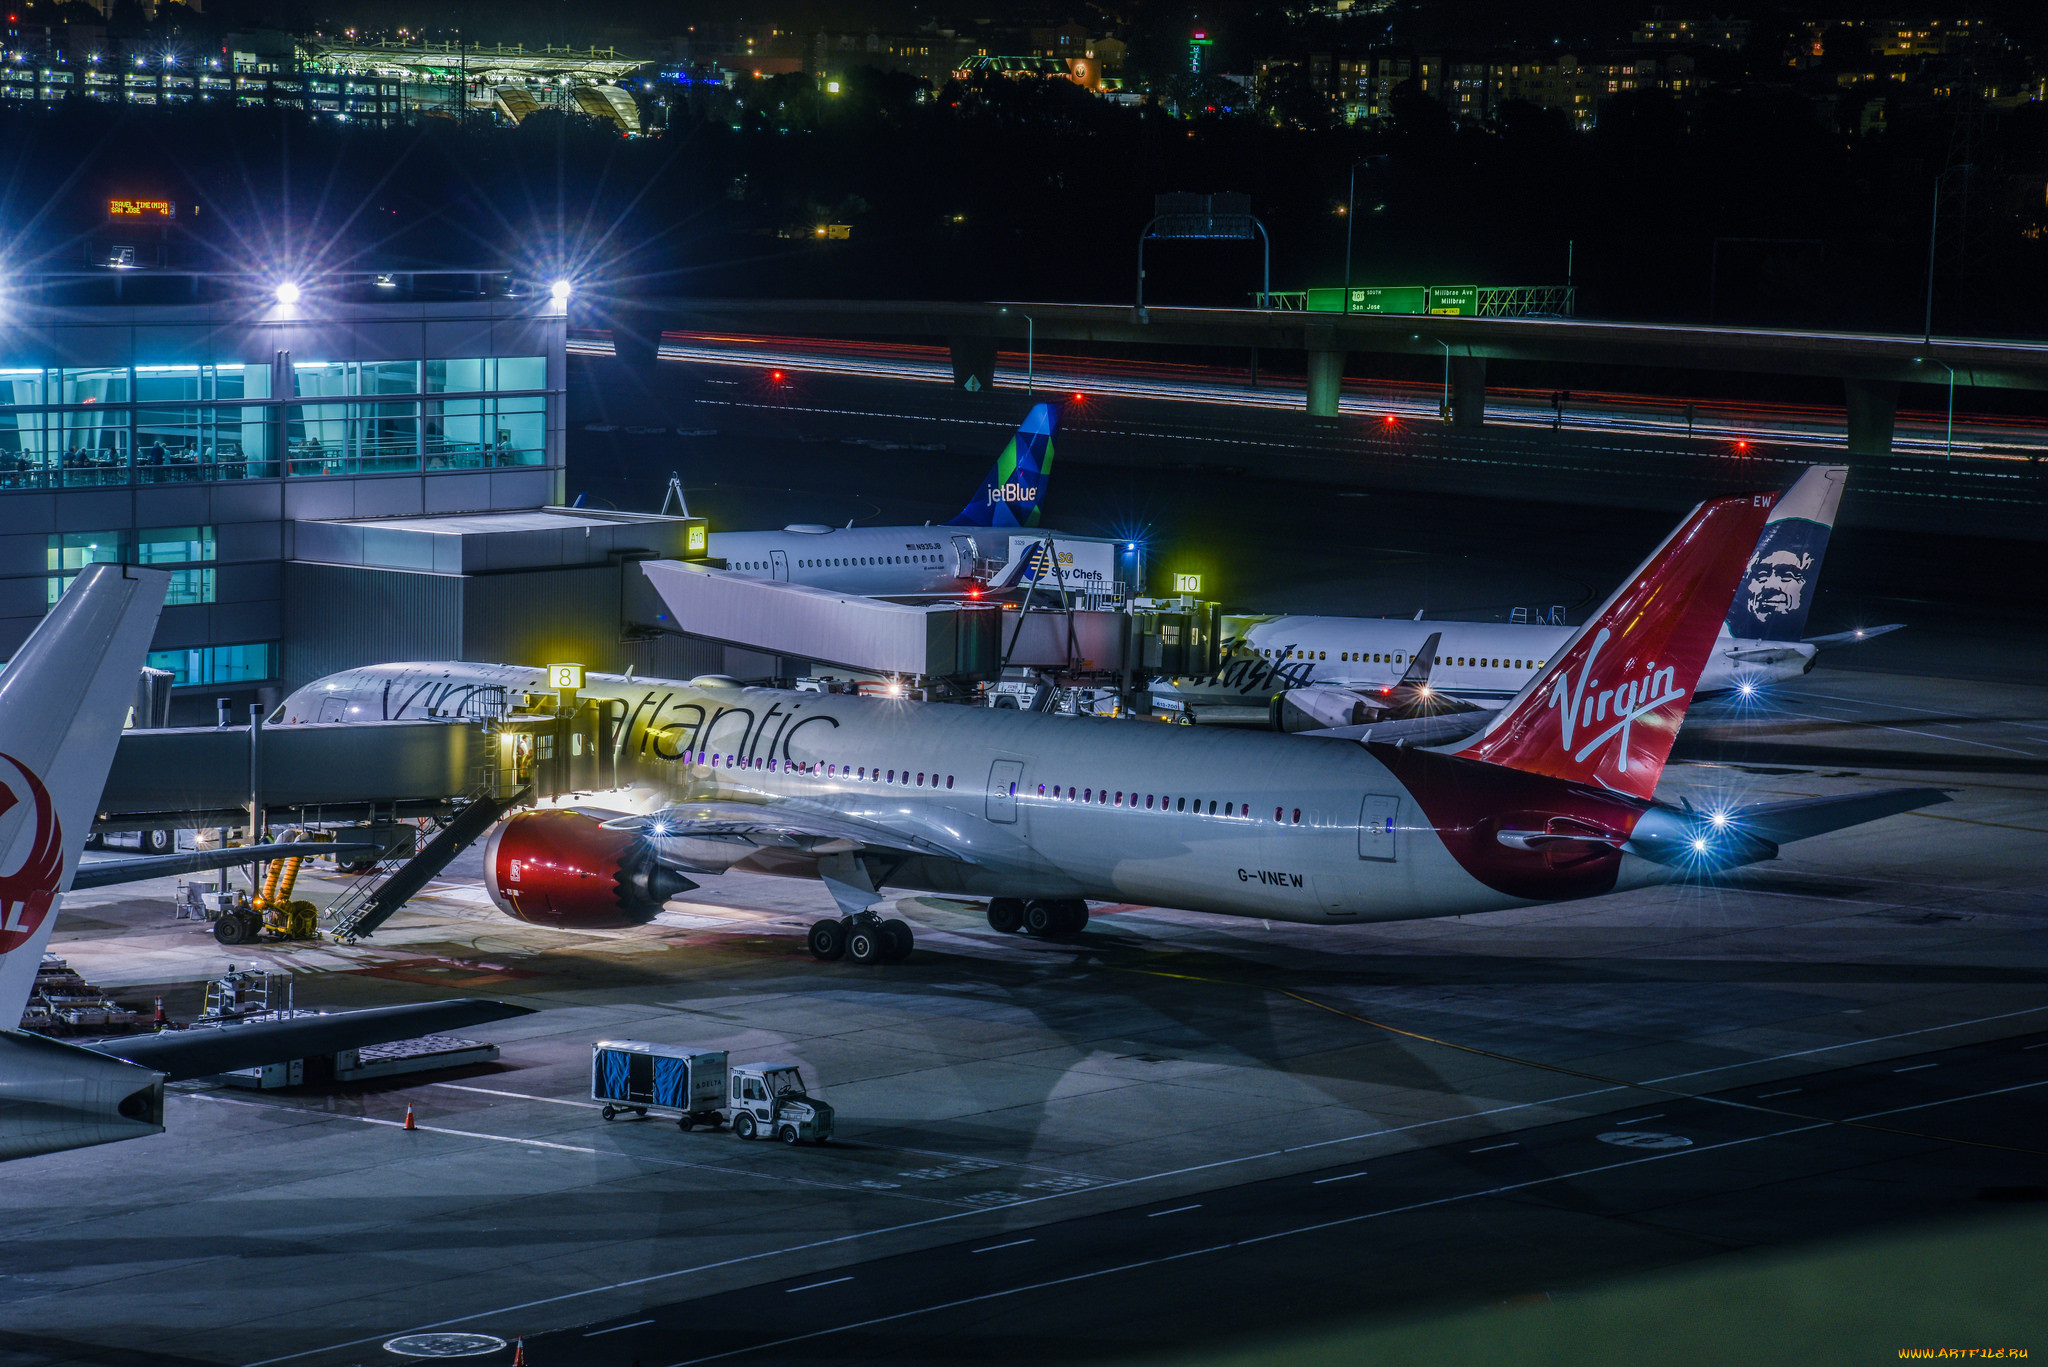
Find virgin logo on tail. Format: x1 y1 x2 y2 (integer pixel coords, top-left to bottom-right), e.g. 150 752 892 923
1547 629 1685 775
0 753 64 955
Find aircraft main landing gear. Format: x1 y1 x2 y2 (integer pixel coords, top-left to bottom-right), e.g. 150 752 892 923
808 912 912 965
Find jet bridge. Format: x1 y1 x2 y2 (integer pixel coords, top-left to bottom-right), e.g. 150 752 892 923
640 559 1002 679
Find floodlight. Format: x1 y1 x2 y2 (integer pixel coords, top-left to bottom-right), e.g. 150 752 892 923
549 280 572 305
274 281 302 306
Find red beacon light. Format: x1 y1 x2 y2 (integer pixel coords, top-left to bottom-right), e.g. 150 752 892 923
770 369 786 384
1382 413 1398 426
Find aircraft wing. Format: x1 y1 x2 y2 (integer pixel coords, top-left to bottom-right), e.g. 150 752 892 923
70 842 383 891
1803 624 1905 649
599 800 968 864
83 999 535 1082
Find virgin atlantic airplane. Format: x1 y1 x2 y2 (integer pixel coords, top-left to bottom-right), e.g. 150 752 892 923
281 479 1944 964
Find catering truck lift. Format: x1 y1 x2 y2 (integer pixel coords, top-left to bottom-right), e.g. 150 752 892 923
591 1041 835 1143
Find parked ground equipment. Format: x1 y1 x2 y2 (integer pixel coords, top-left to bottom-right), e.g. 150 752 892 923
590 1041 834 1142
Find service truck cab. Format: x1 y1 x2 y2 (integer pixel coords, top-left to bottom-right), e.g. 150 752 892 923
728 1061 834 1144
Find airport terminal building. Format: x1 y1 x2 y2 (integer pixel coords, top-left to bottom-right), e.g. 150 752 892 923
0 282 595 720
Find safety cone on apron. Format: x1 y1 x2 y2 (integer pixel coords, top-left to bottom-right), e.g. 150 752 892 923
403 1104 416 1131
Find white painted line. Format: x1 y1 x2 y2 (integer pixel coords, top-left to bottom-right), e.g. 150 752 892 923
1468 1143 1519 1154
1148 1205 1201 1218
1894 1063 1939 1073
1756 1089 1802 1099
1617 1115 1665 1124
433 1083 604 1109
243 1002 2048 1367
1312 1171 1370 1184
2024 1042 2048 1050
785 1277 853 1294
584 1320 656 1337
972 1239 1036 1254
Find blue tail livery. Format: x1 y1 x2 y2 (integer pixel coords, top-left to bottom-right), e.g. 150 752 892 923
947 403 1058 528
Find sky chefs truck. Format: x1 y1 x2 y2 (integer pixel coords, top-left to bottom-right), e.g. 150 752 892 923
591 1041 835 1143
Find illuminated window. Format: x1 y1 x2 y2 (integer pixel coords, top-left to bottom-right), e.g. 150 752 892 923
144 642 274 686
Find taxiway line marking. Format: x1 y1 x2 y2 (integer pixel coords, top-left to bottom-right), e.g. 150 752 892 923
584 1320 655 1337
972 1239 1035 1254
661 1077 2048 1366
1895 1064 1939 1073
1312 1171 1370 1184
1467 1143 1519 1154
240 1003 2048 1367
1147 1205 1201 1218
177 1095 967 1208
785 1277 853 1294
1757 1089 1802 1099
433 1084 604 1108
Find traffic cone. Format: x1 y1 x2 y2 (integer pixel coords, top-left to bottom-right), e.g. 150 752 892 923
510 1339 526 1366
403 1104 416 1131
152 997 168 1029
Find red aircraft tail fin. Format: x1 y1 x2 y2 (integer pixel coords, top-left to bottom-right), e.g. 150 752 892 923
1448 491 1777 801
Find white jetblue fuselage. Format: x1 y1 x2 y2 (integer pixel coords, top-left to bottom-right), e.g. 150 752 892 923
278 662 1678 926
706 525 981 597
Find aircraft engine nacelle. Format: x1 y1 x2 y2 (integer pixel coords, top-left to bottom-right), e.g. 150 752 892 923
482 809 695 929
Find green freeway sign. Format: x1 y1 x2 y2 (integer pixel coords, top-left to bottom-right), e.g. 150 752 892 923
1427 285 1480 316
1348 286 1427 314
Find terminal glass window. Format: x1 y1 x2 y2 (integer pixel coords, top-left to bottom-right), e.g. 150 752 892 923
0 353 550 490
145 642 274 686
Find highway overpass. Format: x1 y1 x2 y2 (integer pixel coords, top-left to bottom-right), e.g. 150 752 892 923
585 298 2048 456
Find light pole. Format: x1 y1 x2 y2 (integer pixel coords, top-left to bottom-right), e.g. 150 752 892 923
1000 307 1035 394
1923 177 1940 344
1434 337 1451 421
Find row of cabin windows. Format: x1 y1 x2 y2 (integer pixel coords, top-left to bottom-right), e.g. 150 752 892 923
1032 782 1305 824
1263 647 1547 670
796 553 943 569
684 749 957 789
674 751 1310 826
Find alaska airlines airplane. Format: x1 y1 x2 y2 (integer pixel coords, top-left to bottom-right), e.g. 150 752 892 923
279 487 1940 965
1155 465 1901 730
706 403 1061 598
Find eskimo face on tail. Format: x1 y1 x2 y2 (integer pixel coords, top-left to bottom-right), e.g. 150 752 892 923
1453 492 1779 802
1726 465 1845 642
1731 521 1823 640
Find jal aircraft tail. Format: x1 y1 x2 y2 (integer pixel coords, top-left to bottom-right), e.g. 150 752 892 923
946 403 1057 529
1727 464 1844 642
1448 489 1779 801
0 565 169 1025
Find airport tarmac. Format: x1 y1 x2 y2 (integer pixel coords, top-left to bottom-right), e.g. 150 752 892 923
3 665 2044 1367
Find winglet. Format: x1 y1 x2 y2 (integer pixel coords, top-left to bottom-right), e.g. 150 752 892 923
945 403 1058 528
1448 492 1777 801
1397 632 1441 688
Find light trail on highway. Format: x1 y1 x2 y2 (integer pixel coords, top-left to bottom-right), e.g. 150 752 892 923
568 330 2047 461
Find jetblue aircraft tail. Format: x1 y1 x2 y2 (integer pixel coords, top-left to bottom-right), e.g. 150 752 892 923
0 565 168 1024
1452 489 1779 801
1726 464 1845 642
946 403 1057 529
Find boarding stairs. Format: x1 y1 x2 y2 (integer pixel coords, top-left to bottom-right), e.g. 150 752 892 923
326 782 533 943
